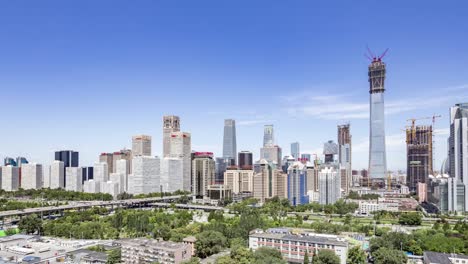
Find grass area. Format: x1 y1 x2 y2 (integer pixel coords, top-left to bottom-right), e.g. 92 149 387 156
0 228 19 237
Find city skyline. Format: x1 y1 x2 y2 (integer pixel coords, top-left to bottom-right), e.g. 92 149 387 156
1 1 468 171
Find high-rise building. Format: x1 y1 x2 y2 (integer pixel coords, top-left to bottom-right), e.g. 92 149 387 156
252 159 287 203
163 115 180 157
291 142 300 160
260 145 282 166
83 180 101 194
215 157 228 184
99 153 114 176
406 125 433 193
82 167 94 183
132 135 152 157
222 119 237 164
368 56 387 179
169 131 191 191
49 160 65 189
287 162 309 206
160 157 184 193
448 103 468 212
115 159 129 192
128 156 160 195
55 150 79 187
192 152 216 198
305 162 319 193
338 124 352 194
224 169 254 194
112 149 132 174
1 166 20 191
93 162 109 183
318 165 341 205
263 125 274 147
21 163 42 190
65 167 83 192
238 151 253 170
16 157 28 167
323 140 338 163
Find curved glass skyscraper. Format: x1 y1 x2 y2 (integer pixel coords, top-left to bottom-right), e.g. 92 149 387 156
368 58 387 179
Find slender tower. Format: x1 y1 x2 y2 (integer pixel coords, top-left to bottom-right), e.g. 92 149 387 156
163 115 180 157
367 49 388 179
222 119 237 165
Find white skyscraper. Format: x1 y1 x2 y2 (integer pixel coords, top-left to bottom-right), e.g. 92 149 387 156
318 166 341 205
21 163 43 190
110 173 126 194
94 162 109 183
2 166 20 191
163 115 180 157
169 132 191 191
115 159 129 192
49 161 65 189
161 157 184 193
102 181 120 198
128 156 160 195
132 135 152 156
65 167 83 192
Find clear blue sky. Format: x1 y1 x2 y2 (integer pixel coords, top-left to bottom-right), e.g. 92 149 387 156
1 1 467 171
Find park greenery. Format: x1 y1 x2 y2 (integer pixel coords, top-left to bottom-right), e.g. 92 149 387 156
8 193 468 263
0 188 113 201
0 199 63 212
346 191 380 200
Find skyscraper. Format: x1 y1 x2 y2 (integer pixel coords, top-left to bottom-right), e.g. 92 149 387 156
163 115 180 157
222 119 237 164
1 166 20 191
93 162 109 183
291 142 300 160
161 157 184 193
65 167 82 192
287 161 309 206
55 150 79 187
192 152 216 198
318 165 341 205
406 125 433 193
368 56 387 179
21 163 42 190
132 135 152 156
238 151 253 170
323 140 338 163
169 131 191 191
253 159 287 203
99 153 114 175
263 125 274 147
448 103 468 212
260 145 282 167
128 156 161 195
49 160 65 189
338 124 352 193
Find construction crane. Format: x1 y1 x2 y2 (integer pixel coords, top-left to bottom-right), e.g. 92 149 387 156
406 117 433 143
365 47 389 62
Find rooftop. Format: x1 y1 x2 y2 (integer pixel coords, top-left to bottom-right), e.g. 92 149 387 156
250 228 348 247
118 238 188 250
423 251 468 264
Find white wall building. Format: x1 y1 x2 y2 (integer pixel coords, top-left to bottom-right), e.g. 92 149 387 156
1 166 19 191
318 166 341 205
93 162 109 183
21 163 43 190
110 172 126 194
128 156 160 195
102 181 120 198
83 180 101 194
65 167 82 192
132 135 152 156
161 157 184 193
49 161 65 189
115 159 129 192
169 132 191 191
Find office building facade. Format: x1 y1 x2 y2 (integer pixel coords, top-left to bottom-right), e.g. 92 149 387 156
192 152 216 198
161 157 184 193
128 156 160 195
287 162 309 205
263 125 274 147
238 151 253 170
163 115 180 157
55 150 79 187
406 125 433 193
1 166 20 191
132 135 152 157
65 167 83 192
222 119 237 164
169 131 191 191
318 166 341 205
338 124 352 193
224 169 254 194
253 159 287 203
20 163 43 190
49 160 65 189
291 142 300 160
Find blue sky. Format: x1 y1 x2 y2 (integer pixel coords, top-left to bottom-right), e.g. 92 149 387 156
1 1 467 171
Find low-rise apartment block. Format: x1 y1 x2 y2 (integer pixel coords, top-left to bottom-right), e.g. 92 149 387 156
118 239 192 264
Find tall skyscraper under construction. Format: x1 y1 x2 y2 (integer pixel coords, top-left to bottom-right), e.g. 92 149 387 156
338 124 352 193
406 125 433 193
367 50 388 179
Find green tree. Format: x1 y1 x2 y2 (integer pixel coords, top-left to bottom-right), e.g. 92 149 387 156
398 212 422 226
432 221 440 230
4 228 17 236
312 250 340 264
18 214 42 234
347 246 366 264
252 247 286 264
304 251 310 264
442 222 451 233
372 248 407 264
106 249 121 264
195 230 227 258
182 257 201 264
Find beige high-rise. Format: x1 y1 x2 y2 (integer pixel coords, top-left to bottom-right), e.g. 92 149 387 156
224 169 254 194
169 131 191 191
132 135 152 156
163 115 180 157
252 159 287 203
